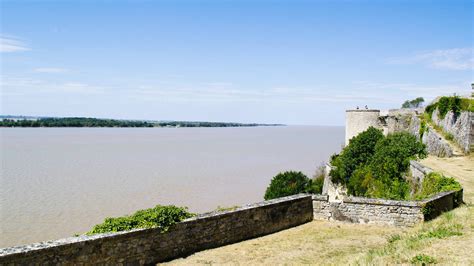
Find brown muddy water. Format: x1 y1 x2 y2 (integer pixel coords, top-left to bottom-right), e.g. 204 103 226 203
0 126 343 247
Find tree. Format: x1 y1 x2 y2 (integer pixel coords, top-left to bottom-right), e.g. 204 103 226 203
329 127 384 185
264 171 310 200
401 97 425 108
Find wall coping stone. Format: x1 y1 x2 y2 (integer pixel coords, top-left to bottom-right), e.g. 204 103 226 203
410 160 433 174
346 109 380 113
418 190 461 205
0 194 312 258
341 196 421 207
312 194 329 201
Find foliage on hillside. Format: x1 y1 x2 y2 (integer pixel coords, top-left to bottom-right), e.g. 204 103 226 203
425 96 474 120
87 205 194 235
330 127 427 200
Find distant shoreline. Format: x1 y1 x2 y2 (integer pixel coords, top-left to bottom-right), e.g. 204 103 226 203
0 116 284 128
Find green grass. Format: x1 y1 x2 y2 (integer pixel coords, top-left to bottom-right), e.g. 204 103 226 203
360 210 465 264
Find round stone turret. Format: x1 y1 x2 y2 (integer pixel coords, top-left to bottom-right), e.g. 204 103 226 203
345 109 382 146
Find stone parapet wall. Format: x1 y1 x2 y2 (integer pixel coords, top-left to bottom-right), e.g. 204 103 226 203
0 194 313 265
431 110 473 154
409 160 433 185
312 190 462 227
408 114 455 157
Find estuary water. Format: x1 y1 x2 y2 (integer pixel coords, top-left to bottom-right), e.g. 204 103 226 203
0 126 344 248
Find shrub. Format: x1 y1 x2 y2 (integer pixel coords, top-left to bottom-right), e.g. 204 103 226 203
264 171 310 200
305 164 325 194
87 205 194 235
306 175 324 194
414 172 462 200
427 96 464 120
410 254 436 264
330 127 384 185
330 129 427 200
424 103 437 119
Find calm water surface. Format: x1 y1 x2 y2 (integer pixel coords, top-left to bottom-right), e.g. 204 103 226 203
0 126 343 247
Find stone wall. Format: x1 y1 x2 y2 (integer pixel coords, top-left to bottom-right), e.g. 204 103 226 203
0 194 313 265
312 190 462 227
407 113 455 157
431 110 473 154
409 160 433 186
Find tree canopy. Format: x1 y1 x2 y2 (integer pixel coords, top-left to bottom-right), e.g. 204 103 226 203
330 128 427 200
402 97 425 109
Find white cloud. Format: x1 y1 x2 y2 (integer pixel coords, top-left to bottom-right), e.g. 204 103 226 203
388 48 474 70
0 35 30 53
34 68 68 73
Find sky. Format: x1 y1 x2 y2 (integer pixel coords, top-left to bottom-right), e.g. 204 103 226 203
1 0 473 125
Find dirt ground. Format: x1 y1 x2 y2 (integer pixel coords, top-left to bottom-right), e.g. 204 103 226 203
163 155 474 265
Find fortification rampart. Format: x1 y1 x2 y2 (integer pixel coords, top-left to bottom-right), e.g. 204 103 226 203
0 195 313 265
431 109 474 153
312 189 462 227
345 106 473 156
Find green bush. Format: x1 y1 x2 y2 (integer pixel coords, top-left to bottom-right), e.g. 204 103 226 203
330 127 384 185
426 96 466 120
414 172 462 200
330 129 427 200
410 254 436 264
264 171 310 200
87 205 194 235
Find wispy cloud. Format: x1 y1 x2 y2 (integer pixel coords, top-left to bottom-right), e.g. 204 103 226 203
34 68 68 73
1 76 105 95
388 48 474 70
0 35 30 53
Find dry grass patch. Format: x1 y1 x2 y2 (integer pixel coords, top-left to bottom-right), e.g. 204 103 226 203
164 221 401 265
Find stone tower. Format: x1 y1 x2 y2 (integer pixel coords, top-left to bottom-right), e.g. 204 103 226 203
345 109 382 145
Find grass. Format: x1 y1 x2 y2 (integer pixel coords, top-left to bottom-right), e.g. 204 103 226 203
360 209 469 264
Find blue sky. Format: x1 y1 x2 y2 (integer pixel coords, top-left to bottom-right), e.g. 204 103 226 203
1 0 473 125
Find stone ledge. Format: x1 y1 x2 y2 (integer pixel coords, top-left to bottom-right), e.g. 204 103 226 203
0 194 313 259
346 109 380 113
341 196 421 207
311 194 329 201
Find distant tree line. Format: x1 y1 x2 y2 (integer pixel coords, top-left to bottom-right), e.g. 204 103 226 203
0 117 283 128
155 121 276 127
0 117 154 127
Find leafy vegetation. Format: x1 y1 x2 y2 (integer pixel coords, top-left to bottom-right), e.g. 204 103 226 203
87 205 194 235
330 127 426 199
329 127 384 185
263 168 324 200
424 96 473 120
410 254 437 264
401 97 424 109
264 171 310 200
413 172 462 200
